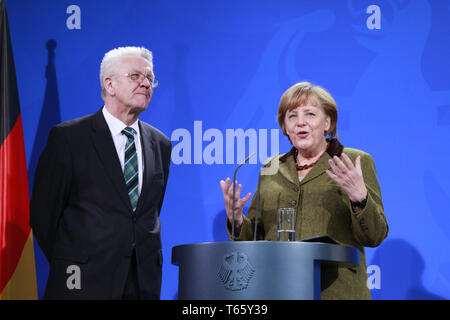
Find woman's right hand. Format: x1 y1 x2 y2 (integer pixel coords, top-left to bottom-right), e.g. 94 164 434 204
219 178 252 229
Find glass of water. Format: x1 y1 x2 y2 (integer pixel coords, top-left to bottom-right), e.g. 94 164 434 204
277 208 296 241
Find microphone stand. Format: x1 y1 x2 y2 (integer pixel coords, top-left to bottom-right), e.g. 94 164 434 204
231 152 255 241
254 176 261 241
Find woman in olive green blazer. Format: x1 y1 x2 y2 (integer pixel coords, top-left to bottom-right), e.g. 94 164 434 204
220 82 388 300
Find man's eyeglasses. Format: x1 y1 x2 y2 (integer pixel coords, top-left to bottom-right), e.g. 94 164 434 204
121 72 160 88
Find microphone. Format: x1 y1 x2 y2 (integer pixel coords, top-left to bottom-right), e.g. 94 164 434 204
231 152 255 241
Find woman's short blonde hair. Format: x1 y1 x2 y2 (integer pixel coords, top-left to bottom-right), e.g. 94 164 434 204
277 81 338 139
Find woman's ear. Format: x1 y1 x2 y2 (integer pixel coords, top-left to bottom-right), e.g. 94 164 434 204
324 116 331 134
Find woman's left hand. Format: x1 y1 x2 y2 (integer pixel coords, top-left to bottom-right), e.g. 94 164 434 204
325 153 367 202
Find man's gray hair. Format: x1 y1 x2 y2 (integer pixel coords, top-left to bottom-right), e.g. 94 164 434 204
100 46 154 100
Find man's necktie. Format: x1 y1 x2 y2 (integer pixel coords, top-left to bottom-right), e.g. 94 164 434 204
122 127 139 211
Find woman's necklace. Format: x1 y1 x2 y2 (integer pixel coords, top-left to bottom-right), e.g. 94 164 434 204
296 160 319 171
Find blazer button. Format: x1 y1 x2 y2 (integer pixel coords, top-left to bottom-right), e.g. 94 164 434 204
359 219 368 231
293 186 299 192
291 200 297 206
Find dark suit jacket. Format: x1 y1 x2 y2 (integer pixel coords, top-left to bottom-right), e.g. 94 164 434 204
30 108 172 299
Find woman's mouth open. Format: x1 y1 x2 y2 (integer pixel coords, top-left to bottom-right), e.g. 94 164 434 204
297 131 309 138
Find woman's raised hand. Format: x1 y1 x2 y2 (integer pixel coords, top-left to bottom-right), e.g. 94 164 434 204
219 178 252 228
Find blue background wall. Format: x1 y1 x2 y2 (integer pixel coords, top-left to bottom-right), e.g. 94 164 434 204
5 0 450 299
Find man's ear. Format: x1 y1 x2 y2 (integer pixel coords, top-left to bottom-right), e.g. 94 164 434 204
103 76 115 96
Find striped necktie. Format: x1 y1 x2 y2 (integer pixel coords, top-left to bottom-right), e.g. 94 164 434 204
122 127 139 211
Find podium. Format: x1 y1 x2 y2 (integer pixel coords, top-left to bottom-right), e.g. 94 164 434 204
171 241 359 300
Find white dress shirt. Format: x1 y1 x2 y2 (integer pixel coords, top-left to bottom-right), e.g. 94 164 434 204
102 106 144 196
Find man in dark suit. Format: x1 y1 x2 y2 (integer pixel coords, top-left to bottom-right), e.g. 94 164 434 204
30 46 172 299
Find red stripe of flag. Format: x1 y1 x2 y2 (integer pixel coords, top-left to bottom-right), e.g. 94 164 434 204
0 114 32 292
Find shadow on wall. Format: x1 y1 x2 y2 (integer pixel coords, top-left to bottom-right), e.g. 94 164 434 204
28 39 62 299
28 39 61 192
370 239 445 300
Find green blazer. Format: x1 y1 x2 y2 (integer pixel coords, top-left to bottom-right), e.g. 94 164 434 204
227 142 388 300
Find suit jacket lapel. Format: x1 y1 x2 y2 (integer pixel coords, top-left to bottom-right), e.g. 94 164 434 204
91 109 132 213
278 148 299 186
300 152 331 185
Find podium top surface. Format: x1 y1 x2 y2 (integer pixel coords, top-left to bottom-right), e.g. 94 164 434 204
172 241 359 266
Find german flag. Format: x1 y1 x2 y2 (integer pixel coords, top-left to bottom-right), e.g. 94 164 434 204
0 0 37 299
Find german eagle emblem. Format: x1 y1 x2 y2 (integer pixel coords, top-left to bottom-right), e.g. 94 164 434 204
217 251 254 291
